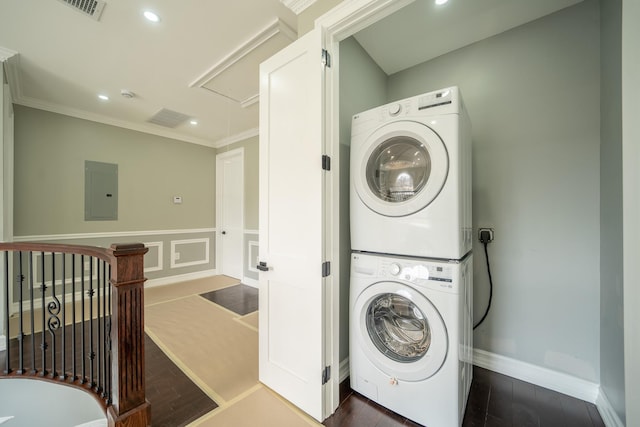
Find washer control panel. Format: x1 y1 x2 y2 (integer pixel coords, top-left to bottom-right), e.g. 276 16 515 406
376 257 456 291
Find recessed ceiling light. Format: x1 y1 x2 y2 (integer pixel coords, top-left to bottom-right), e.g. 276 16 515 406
190 120 198 125
435 0 449 4
98 94 109 101
143 10 160 22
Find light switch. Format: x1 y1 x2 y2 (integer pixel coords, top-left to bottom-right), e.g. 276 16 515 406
173 196 183 204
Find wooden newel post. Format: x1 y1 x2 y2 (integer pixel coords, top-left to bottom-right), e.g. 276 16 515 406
106 243 151 427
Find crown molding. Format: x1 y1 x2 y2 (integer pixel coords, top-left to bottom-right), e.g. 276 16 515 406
14 96 219 148
213 127 259 148
280 0 318 15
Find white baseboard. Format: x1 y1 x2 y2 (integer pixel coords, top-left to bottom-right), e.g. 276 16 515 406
596 389 625 427
473 349 599 403
0 335 5 351
145 269 217 288
339 357 350 383
243 277 259 288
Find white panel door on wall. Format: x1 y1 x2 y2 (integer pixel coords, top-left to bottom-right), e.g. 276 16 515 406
258 27 331 422
216 148 244 280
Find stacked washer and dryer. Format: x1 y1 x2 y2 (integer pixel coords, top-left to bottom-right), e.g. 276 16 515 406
349 87 473 426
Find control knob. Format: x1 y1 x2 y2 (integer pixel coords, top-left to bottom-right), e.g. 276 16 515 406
389 263 401 276
388 103 401 116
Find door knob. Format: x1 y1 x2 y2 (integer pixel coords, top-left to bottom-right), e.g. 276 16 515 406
257 261 270 271
221 231 226 235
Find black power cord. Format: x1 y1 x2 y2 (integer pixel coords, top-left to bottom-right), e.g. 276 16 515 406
474 231 493 330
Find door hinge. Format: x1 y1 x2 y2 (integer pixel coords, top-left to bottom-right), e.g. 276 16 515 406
321 49 331 68
322 365 331 385
322 155 331 171
322 261 331 277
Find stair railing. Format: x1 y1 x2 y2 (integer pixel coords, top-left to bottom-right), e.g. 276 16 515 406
0 242 149 427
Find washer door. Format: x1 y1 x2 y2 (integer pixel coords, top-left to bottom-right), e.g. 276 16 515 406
353 121 448 217
354 281 448 382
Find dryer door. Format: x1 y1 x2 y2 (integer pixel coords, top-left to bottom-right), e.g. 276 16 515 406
354 281 448 381
353 121 448 217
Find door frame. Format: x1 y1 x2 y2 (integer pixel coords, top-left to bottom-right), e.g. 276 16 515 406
311 0 416 417
215 147 244 280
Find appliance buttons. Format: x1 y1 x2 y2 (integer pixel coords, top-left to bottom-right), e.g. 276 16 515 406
389 263 401 276
388 103 401 116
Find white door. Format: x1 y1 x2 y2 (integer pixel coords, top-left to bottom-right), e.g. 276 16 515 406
216 148 244 280
258 28 331 421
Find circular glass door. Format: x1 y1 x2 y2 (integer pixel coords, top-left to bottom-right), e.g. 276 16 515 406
353 121 448 217
366 293 431 362
354 281 448 381
366 137 431 203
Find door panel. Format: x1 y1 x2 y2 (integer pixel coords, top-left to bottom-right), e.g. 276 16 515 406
258 28 326 421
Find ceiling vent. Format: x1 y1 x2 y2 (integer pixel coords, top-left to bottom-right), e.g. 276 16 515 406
56 0 106 21
147 108 191 128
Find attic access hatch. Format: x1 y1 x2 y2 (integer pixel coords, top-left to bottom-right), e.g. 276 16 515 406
191 19 296 108
56 0 106 21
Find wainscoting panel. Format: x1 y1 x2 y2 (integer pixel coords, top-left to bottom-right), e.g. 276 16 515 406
13 229 216 285
170 238 210 269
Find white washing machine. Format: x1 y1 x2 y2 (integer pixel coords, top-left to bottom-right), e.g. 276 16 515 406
350 87 472 260
349 251 473 427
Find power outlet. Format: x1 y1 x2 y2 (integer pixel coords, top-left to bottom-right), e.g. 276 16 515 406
478 228 494 243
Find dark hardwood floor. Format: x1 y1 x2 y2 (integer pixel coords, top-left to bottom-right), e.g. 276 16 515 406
145 333 218 427
324 367 605 427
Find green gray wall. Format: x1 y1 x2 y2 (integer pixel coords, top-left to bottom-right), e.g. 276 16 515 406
13 105 218 282
12 106 261 285
338 37 387 362
622 0 640 424
599 0 625 423
14 106 215 234
340 1 602 383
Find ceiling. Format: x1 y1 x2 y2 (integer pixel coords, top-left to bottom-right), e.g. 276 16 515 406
354 0 583 75
0 0 583 148
0 0 297 147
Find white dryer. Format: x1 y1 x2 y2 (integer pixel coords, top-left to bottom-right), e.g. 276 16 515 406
350 251 473 427
350 87 472 260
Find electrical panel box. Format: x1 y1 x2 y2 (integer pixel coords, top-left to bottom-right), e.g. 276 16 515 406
85 160 118 221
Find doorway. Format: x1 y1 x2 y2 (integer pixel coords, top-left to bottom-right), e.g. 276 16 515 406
216 148 244 280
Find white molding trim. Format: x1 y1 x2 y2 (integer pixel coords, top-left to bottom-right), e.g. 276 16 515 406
171 238 210 269
473 349 599 403
145 269 217 288
280 0 318 15
317 0 415 42
13 228 216 242
596 389 625 427
213 127 259 148
244 229 259 234
243 277 259 288
142 241 163 273
0 336 5 352
339 357 350 382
